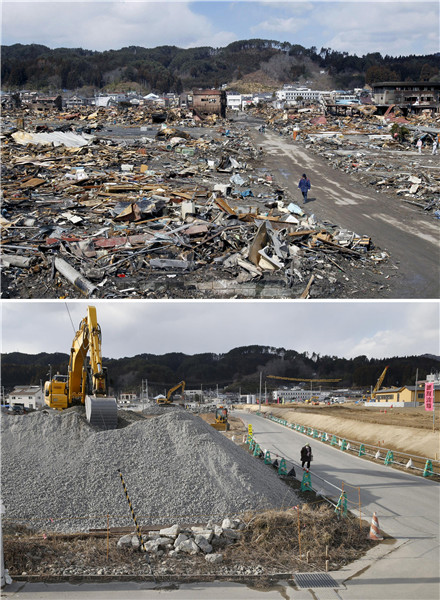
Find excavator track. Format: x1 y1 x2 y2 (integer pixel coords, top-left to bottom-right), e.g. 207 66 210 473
85 396 118 429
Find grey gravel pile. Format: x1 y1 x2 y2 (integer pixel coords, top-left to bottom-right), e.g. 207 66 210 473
1 409 298 532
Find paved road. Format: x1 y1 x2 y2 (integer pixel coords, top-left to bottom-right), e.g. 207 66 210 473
236 411 440 600
249 126 440 298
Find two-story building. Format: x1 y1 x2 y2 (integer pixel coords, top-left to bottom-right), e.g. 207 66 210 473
371 81 440 107
192 90 226 118
7 386 44 410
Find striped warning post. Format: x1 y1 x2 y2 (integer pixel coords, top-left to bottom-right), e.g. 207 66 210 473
368 512 383 540
117 469 148 553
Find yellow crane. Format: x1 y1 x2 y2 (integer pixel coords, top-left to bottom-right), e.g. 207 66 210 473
267 375 342 383
44 305 117 429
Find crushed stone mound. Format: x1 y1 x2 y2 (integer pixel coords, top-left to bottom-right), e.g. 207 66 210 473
1 410 298 532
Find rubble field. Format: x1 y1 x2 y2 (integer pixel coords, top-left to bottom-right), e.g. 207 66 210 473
1 104 419 299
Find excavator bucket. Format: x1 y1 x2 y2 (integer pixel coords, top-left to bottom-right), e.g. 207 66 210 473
85 396 118 429
210 422 229 431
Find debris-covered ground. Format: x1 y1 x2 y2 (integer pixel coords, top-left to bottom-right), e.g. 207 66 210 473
251 102 440 216
1 104 416 299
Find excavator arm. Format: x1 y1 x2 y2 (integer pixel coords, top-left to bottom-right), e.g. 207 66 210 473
44 306 117 429
372 366 389 398
157 381 186 405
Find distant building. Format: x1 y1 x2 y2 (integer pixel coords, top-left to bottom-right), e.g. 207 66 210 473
375 384 440 404
7 386 44 410
276 87 322 105
226 93 242 110
119 393 137 405
192 89 226 118
371 81 440 106
272 388 328 403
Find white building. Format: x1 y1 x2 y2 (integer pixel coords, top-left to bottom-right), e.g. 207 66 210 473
119 393 137 404
276 87 322 105
226 93 242 110
7 386 44 409
272 388 328 403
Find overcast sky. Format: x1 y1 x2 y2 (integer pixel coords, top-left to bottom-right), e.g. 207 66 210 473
1 301 439 360
2 1 438 57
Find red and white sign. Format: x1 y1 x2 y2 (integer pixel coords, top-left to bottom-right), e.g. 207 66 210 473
424 382 434 411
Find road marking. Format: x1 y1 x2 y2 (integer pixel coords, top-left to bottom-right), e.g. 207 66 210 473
373 213 440 246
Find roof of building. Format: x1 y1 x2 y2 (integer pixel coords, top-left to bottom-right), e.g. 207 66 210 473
193 89 223 96
372 81 440 88
376 386 418 394
9 386 42 396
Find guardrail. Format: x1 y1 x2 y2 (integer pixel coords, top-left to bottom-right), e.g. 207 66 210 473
254 411 439 478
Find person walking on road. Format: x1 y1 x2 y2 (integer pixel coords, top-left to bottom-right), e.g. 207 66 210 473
416 138 423 154
298 173 311 203
432 138 438 155
300 443 313 469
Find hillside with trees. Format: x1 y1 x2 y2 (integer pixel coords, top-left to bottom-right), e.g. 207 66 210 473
1 39 439 93
2 346 438 397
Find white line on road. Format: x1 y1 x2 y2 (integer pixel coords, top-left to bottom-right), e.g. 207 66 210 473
372 213 440 245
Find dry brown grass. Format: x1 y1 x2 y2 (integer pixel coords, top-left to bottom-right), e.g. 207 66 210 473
4 505 375 578
224 505 373 571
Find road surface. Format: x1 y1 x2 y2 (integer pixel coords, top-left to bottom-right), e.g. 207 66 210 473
249 124 440 298
236 410 440 600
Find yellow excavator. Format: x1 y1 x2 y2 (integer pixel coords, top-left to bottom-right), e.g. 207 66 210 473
211 406 229 431
157 381 186 405
44 306 118 429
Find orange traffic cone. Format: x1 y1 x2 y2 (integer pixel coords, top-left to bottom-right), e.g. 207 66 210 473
368 512 383 540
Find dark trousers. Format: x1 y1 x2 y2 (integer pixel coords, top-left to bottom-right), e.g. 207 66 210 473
302 460 310 469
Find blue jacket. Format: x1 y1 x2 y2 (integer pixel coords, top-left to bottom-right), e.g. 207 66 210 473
298 177 311 192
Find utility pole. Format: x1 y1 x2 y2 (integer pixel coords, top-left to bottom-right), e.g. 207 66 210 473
259 371 262 406
414 369 419 404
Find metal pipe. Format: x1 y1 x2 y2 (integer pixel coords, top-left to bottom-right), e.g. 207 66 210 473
54 257 97 297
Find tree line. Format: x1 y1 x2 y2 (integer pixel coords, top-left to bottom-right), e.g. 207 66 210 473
1 39 438 94
2 346 438 397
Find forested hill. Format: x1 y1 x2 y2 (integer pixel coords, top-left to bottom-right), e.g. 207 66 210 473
1 39 439 93
2 346 438 395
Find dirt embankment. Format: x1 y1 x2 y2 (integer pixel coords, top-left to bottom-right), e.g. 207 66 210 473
236 404 440 459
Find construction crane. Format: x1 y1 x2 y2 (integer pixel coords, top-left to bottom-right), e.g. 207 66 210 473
44 306 117 429
157 381 186 405
267 375 342 383
371 366 389 399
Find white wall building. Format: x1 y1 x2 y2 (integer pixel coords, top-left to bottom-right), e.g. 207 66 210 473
276 87 323 105
272 388 328 402
226 93 242 110
7 386 44 409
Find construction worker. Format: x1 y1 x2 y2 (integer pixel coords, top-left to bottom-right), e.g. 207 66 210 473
300 443 313 469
